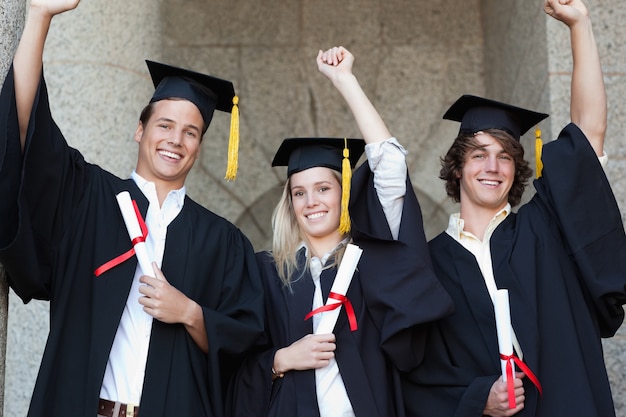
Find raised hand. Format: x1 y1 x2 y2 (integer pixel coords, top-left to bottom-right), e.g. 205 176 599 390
29 0 80 18
14 0 81 146
315 45 392 145
316 46 355 83
544 0 605 154
544 0 589 27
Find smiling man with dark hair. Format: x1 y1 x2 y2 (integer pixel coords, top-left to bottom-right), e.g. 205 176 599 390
0 1 263 416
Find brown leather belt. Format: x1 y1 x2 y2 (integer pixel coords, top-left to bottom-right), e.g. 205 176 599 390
98 398 140 417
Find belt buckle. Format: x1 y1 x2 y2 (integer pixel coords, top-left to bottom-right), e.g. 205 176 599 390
125 404 135 417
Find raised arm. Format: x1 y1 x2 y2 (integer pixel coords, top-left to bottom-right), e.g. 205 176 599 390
544 0 606 155
316 46 392 145
317 46 408 240
13 0 79 149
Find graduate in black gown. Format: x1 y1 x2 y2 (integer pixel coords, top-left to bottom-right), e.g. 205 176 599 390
0 1 263 416
226 47 453 417
401 1 626 416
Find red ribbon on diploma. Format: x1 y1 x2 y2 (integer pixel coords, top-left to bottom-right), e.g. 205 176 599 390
304 291 358 331
94 200 147 276
499 353 543 409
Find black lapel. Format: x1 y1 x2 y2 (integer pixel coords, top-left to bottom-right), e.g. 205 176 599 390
448 235 501 370
286 248 315 340
285 248 320 416
161 201 190 291
491 215 540 376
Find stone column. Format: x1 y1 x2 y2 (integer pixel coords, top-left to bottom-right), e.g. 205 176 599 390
0 1 26 415
4 1 162 416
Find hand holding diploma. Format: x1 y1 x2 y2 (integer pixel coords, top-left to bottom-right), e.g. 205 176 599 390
275 244 362 376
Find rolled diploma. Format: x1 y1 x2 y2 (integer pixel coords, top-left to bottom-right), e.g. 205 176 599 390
314 243 363 334
494 289 514 381
116 191 154 277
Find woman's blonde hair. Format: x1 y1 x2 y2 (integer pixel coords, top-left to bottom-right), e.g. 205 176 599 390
271 170 346 287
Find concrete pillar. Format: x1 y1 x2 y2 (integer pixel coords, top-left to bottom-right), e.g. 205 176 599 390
1 1 26 415
4 1 162 416
0 265 6 417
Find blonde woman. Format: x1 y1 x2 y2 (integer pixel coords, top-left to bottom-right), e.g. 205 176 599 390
227 47 452 417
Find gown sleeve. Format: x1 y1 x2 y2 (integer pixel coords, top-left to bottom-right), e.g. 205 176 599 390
202 228 266 388
535 122 626 337
349 157 454 371
0 65 88 302
224 251 292 417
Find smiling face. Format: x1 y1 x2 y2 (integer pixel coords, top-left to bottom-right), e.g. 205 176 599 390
134 99 204 191
459 131 515 216
289 166 343 255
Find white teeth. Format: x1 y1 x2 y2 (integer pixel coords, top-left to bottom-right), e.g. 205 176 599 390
307 212 325 220
159 150 181 160
480 180 499 186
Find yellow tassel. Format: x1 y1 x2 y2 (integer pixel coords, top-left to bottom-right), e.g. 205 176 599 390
535 127 543 179
224 95 240 181
338 138 352 235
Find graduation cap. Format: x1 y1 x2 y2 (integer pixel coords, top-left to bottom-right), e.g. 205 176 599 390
146 60 241 180
272 137 365 234
443 95 548 141
444 95 550 178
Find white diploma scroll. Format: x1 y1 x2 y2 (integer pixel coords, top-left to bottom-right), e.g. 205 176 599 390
115 191 154 277
314 243 363 335
494 289 514 381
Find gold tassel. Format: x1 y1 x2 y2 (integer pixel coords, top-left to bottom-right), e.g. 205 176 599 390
338 138 352 235
224 95 240 181
535 127 543 179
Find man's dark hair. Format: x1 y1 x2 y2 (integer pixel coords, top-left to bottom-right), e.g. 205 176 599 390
138 100 208 137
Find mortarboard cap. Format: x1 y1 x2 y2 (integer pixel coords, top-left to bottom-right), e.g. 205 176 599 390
272 137 365 235
146 60 241 180
443 94 549 141
272 137 365 177
147 60 235 128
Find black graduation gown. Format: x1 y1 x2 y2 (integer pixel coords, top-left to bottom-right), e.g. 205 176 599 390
0 66 264 417
402 123 626 417
226 151 454 417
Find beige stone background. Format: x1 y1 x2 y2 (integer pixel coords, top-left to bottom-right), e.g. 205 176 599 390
1 0 625 416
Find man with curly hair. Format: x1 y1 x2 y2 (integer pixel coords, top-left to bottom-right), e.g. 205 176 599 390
401 1 626 416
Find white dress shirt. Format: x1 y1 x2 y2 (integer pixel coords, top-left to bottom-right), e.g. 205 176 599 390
365 137 407 240
99 171 185 404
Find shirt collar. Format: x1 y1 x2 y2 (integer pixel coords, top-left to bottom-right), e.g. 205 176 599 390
130 170 186 208
299 237 351 266
446 203 511 241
